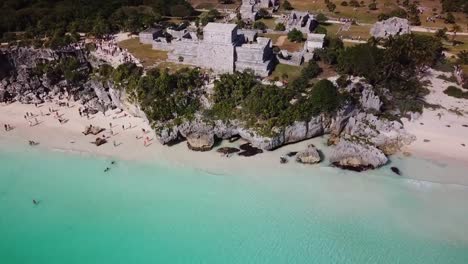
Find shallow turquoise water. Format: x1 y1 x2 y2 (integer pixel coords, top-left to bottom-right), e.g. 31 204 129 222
1 147 468 263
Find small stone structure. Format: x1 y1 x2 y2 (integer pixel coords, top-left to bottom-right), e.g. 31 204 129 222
370 17 410 38
138 28 162 45
240 0 279 21
150 23 276 77
305 33 325 52
281 11 319 34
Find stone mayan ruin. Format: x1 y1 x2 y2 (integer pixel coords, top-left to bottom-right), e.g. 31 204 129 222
141 22 275 77
240 0 280 21
280 11 319 34
370 17 410 38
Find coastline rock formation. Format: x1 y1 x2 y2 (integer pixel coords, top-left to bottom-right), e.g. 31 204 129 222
186 132 215 151
330 139 388 171
296 144 321 164
0 46 415 170
370 17 410 39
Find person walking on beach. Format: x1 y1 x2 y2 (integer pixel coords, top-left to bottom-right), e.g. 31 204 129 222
4 124 7 131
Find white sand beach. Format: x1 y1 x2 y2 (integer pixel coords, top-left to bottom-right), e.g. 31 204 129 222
402 70 468 165
1 75 468 184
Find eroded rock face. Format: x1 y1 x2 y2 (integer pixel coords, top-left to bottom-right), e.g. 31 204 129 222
342 112 415 155
296 144 321 164
186 132 215 151
330 139 388 171
370 17 410 39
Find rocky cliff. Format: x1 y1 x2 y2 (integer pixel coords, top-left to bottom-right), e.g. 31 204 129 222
0 46 414 171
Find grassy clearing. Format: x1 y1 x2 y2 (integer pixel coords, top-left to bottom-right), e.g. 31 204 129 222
278 37 304 52
324 23 372 39
118 38 168 68
189 0 240 10
259 33 284 44
269 63 303 81
286 0 467 26
258 18 277 29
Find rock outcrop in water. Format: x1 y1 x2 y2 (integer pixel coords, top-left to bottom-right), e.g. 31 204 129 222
0 46 415 170
330 139 389 171
296 144 321 164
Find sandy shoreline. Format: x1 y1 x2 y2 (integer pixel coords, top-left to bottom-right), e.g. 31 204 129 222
1 91 468 184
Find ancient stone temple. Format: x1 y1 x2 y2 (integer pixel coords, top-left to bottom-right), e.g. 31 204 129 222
240 0 279 21
138 28 162 45
370 17 410 38
163 23 275 77
282 11 319 34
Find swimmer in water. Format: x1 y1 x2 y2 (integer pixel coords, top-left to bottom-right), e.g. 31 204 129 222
104 167 110 172
33 199 39 205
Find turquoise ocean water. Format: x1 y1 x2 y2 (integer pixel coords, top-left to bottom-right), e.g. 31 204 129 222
1 145 468 264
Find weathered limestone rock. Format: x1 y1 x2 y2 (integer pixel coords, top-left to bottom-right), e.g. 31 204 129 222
342 112 415 155
330 139 388 171
296 144 321 164
370 17 410 38
186 132 215 151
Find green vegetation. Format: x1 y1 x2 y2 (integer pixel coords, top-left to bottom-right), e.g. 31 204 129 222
333 34 443 112
275 23 286 31
443 86 468 99
283 0 293 10
208 61 339 136
253 21 267 31
0 0 194 44
33 57 88 85
287 29 304 42
98 63 203 124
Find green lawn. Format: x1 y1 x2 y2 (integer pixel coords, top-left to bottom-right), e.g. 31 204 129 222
258 18 277 29
324 23 372 40
269 64 303 82
118 38 168 68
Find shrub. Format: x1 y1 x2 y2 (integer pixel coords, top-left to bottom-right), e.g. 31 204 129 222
341 1 348 6
314 25 327 34
283 0 294 10
368 3 377 10
349 0 360 7
287 28 304 42
309 79 340 112
445 12 456 24
275 23 286 31
316 13 328 23
443 86 468 99
253 21 267 31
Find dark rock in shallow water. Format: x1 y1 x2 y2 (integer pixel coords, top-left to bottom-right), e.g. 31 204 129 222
286 151 298 157
238 143 263 157
216 147 240 154
280 156 288 164
391 167 401 176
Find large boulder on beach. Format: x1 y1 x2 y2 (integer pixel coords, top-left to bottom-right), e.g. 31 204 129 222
370 17 410 39
186 132 215 151
330 139 388 171
296 144 321 164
